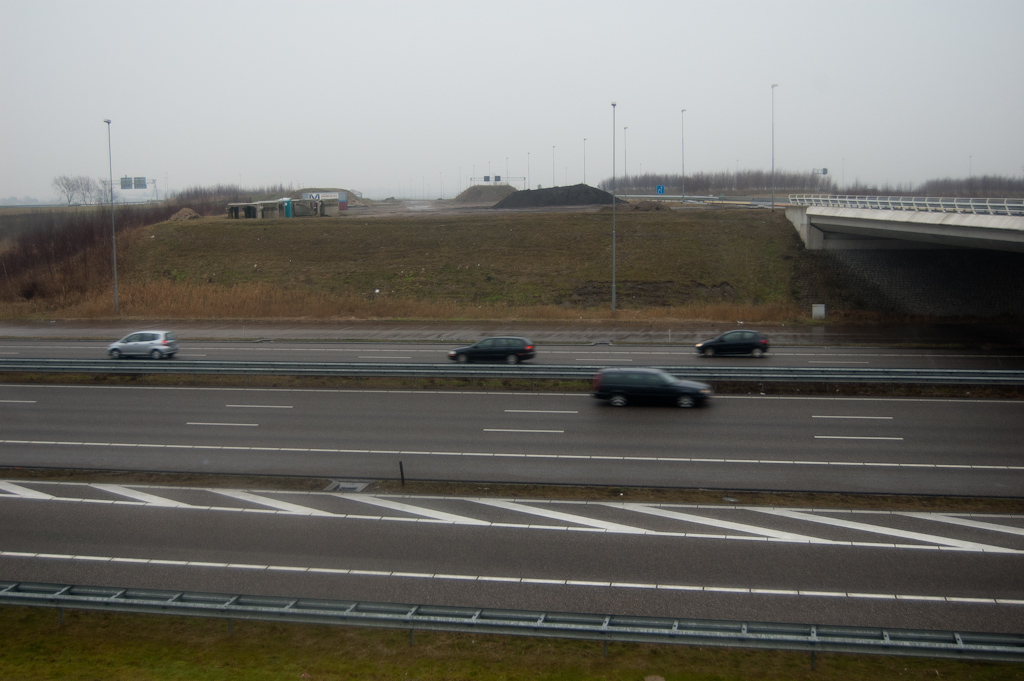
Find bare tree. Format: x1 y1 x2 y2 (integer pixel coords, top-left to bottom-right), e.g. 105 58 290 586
77 176 97 204
52 175 79 205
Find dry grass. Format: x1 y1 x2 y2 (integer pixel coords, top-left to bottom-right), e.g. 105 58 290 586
2 607 1020 681
0 208 813 322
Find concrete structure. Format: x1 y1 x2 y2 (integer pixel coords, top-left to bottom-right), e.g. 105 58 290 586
786 196 1024 252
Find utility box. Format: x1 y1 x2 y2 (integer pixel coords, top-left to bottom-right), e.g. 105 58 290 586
812 304 826 320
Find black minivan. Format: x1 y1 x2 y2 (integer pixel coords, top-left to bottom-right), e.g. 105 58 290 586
448 337 536 364
591 367 713 408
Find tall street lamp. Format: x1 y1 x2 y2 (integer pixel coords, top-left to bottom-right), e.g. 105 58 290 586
623 126 629 192
551 146 556 187
680 109 686 199
103 119 119 314
611 102 617 314
583 138 587 185
771 83 778 212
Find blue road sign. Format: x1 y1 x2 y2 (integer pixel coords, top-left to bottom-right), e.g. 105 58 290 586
656 185 665 194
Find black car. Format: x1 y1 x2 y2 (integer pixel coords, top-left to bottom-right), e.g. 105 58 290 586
591 367 713 408
448 337 536 364
695 330 769 357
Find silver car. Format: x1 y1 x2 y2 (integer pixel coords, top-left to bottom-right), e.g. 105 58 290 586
107 330 179 359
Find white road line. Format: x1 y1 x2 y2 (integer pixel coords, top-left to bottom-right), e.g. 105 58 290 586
504 410 578 414
226 404 293 409
212 490 336 516
807 361 870 364
899 513 1024 538
0 400 35 403
0 481 53 499
358 356 411 359
812 415 893 420
815 436 904 441
0 439 1018 470
186 422 259 427
755 509 1018 553
338 495 489 525
576 358 633 362
483 429 564 433
472 499 648 534
615 503 828 543
1 550 1020 606
90 484 189 507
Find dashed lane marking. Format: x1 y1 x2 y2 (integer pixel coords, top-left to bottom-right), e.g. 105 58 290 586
1 550 1020 606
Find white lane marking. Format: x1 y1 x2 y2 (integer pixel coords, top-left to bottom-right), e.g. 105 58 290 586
807 361 870 364
0 481 53 499
504 410 578 414
615 503 828 543
0 439 1018 469
755 509 1017 553
815 436 904 441
176 354 207 357
226 404 293 409
472 499 647 534
337 495 489 525
0 400 35 403
90 484 188 507
212 490 336 516
1 550 1021 606
812 415 893 420
899 513 1024 538
186 422 259 427
358 356 411 359
576 358 633 362
483 429 564 434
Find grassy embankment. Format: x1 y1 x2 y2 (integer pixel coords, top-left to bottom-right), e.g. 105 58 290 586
3 606 1021 681
1 207 812 321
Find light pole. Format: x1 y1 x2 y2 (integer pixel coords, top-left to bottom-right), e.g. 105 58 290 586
680 109 686 199
527 153 531 189
103 119 119 315
623 126 628 193
583 138 587 184
771 83 778 212
551 146 556 188
611 102 617 315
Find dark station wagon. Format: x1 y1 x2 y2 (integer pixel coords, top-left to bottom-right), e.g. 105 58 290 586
447 337 536 364
591 367 713 408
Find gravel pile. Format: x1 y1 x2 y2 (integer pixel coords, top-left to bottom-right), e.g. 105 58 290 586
493 184 616 209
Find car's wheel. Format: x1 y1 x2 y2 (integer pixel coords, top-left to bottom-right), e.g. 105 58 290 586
149 349 163 360
109 349 122 359
609 395 628 407
456 354 469 363
505 354 519 365
752 347 764 358
676 395 696 409
704 347 715 358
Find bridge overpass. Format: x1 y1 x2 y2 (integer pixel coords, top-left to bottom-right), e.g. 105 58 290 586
785 196 1024 252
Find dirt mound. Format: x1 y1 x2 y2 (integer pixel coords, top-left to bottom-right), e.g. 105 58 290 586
493 184 615 209
168 208 201 221
454 184 518 204
628 200 670 211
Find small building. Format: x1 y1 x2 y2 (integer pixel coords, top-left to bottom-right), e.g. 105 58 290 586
227 191 348 219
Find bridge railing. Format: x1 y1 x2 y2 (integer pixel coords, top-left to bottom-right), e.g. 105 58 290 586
789 195 1024 216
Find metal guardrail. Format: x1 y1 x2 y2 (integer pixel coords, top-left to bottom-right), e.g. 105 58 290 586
2 582 1021 661
789 194 1024 216
1 358 1022 386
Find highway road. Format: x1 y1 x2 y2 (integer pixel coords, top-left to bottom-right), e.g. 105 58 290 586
2 338 1024 370
1 480 1022 633
1 384 1022 496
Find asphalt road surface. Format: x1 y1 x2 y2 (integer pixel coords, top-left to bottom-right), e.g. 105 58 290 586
1 385 1021 496
3 338 1024 370
1 480 1021 633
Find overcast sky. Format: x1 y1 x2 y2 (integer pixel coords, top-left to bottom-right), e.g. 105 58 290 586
2 0 1022 202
